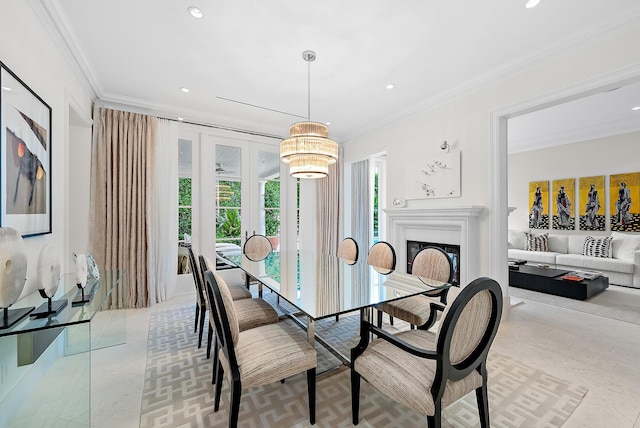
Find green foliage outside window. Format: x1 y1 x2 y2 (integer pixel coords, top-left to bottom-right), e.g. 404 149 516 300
264 180 280 237
178 178 192 240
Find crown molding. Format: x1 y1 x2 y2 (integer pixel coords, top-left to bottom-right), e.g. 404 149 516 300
29 0 102 100
344 14 640 143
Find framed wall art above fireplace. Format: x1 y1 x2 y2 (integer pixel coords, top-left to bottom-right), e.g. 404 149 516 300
0 61 52 237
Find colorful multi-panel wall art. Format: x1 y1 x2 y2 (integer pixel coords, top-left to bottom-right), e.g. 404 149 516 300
529 180 549 229
610 172 640 232
552 178 575 230
526 173 640 233
579 175 605 231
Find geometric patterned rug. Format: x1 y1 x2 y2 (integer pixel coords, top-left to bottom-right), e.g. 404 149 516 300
139 304 588 428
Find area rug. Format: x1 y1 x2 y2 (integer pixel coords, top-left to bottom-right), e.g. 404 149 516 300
510 284 640 325
140 305 587 427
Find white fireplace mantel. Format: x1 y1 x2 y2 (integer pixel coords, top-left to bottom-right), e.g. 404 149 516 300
383 206 484 286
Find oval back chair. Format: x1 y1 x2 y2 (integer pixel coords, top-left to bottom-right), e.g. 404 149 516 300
337 237 359 265
242 233 273 261
367 241 396 275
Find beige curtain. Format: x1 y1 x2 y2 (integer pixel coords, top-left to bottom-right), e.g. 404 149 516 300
316 158 342 313
89 107 156 308
351 159 371 303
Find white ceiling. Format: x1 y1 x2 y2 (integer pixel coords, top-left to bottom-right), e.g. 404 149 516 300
36 0 640 144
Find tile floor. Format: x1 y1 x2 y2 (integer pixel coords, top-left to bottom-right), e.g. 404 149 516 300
90 284 640 428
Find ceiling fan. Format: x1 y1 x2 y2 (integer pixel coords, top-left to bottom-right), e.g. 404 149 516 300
216 163 235 175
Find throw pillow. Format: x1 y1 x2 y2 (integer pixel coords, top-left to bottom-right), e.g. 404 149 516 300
525 232 548 252
582 235 612 258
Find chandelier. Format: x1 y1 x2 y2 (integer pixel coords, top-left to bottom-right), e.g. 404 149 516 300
280 50 338 179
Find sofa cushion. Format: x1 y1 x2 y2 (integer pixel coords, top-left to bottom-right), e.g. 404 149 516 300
582 235 612 258
508 230 527 250
611 231 640 261
556 254 634 274
508 249 559 265
568 235 587 255
547 234 568 254
525 232 548 252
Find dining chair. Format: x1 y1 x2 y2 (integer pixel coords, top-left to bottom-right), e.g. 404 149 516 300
205 270 317 427
351 277 503 427
242 233 273 261
199 255 279 364
337 237 359 265
376 246 454 330
367 241 396 274
189 248 255 348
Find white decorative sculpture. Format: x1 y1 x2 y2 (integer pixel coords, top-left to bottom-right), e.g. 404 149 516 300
73 253 88 289
86 253 100 280
37 243 61 298
0 227 28 308
0 227 33 328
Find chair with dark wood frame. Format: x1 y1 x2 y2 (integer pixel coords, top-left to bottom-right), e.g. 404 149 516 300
351 277 503 427
205 270 317 427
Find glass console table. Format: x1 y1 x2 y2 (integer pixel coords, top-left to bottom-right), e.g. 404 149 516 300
0 270 126 427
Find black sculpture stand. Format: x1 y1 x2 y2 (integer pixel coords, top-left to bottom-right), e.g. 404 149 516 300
1 306 35 329
72 285 94 306
31 297 68 318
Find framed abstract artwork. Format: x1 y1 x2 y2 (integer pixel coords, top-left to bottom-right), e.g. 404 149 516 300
552 178 575 230
528 180 549 229
610 172 640 232
578 175 605 231
0 62 52 236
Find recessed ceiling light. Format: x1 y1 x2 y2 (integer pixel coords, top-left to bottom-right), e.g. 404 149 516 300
177 117 184 121
1 86 11 91
180 87 190 93
632 106 640 111
525 0 541 8
187 6 203 19
386 83 395 90
325 121 331 125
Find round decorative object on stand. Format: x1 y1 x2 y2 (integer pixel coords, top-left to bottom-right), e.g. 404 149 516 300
71 253 92 306
86 253 100 280
31 244 67 318
0 227 32 329
37 243 61 299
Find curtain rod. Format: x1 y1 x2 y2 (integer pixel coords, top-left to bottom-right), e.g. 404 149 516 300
158 116 284 141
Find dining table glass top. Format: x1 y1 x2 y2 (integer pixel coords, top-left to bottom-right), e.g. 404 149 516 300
223 250 450 320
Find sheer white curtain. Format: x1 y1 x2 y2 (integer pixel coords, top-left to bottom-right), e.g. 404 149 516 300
351 159 371 302
148 118 178 302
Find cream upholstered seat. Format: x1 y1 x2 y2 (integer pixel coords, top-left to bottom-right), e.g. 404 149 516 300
376 246 454 330
367 241 396 274
337 237 359 265
351 277 503 427
205 270 317 427
199 255 278 364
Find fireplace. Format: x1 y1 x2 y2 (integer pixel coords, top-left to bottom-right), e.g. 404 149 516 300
384 206 484 287
407 240 460 286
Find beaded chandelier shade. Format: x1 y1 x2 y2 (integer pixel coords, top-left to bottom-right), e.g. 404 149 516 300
280 51 338 179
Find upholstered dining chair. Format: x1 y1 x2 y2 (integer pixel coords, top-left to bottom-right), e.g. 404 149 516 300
199 255 279 366
188 247 254 349
243 233 273 261
376 246 454 330
367 241 396 274
351 277 503 427
205 270 317 427
337 237 359 265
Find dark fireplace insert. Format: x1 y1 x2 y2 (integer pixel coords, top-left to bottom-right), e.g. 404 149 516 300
407 240 460 286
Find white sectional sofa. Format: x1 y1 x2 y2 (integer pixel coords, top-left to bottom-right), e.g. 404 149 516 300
508 230 640 288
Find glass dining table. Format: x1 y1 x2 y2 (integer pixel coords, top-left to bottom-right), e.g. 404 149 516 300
222 250 450 364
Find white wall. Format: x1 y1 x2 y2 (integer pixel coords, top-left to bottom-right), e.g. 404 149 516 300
1 2 93 297
508 131 640 231
344 24 640 288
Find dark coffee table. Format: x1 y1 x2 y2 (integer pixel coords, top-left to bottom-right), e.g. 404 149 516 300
509 265 609 300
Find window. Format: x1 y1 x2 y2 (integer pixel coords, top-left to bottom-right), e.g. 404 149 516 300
215 145 242 247
178 139 192 242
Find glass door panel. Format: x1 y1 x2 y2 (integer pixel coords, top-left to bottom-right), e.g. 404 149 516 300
258 150 281 251
215 145 243 248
